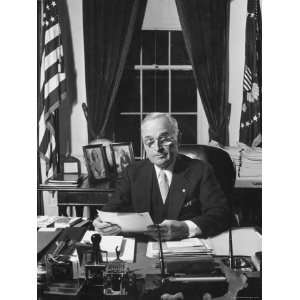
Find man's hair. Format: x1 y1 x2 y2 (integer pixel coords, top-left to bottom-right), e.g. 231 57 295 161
141 113 179 138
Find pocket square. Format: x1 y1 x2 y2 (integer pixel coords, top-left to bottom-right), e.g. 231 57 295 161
183 201 192 208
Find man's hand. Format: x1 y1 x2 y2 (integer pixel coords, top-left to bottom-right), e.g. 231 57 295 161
146 220 189 241
92 217 121 236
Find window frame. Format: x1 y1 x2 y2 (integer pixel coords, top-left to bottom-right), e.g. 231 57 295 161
118 30 199 158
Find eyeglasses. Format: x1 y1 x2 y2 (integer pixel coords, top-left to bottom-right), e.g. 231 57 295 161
143 135 175 148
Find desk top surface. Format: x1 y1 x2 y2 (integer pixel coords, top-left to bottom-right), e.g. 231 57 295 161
38 175 262 191
38 176 115 192
235 177 262 189
38 227 261 275
130 227 262 276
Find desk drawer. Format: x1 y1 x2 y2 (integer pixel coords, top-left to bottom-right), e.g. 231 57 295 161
58 191 114 206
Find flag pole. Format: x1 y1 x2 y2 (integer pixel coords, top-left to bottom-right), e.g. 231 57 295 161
55 109 61 175
37 0 44 215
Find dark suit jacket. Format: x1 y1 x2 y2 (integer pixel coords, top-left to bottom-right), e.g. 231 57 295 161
103 154 230 237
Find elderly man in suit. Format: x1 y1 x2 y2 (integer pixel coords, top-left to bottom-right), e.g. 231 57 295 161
94 113 230 240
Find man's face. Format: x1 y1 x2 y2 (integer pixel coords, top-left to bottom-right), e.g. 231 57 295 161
142 117 179 168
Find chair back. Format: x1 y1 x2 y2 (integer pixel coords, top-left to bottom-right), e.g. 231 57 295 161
179 144 236 198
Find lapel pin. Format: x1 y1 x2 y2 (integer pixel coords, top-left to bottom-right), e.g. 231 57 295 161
182 188 186 193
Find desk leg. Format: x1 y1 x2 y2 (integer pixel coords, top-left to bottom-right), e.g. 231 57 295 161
58 205 67 216
75 206 84 217
58 205 84 217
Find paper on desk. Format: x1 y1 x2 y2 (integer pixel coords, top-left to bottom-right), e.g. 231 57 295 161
97 210 154 232
146 238 213 258
81 230 123 253
80 230 135 262
206 227 262 256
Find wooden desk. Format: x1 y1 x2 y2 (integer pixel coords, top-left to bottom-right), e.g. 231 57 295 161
232 179 262 227
130 228 262 273
235 177 262 189
38 228 261 299
38 176 262 206
38 176 116 216
38 176 262 225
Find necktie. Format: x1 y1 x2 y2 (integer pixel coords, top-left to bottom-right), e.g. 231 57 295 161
158 170 169 203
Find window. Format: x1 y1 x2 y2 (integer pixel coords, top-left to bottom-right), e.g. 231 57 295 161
115 30 197 158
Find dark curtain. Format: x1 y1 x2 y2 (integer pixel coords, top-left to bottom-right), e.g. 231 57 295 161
83 0 147 141
175 0 230 145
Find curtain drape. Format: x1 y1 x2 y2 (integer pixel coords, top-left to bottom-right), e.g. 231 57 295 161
83 0 147 141
175 0 230 145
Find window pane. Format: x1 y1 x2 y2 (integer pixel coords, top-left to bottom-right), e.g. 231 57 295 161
143 70 168 112
142 31 155 65
142 31 168 65
155 31 168 65
174 115 197 144
171 31 190 65
171 71 197 112
117 70 140 112
115 115 140 157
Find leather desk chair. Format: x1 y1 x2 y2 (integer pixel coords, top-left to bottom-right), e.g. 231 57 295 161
179 144 238 226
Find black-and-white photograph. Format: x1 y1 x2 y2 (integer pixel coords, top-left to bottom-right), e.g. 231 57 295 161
36 0 264 299
110 143 134 175
83 144 108 181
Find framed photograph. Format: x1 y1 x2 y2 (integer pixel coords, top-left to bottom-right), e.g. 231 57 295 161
83 144 109 182
110 143 135 175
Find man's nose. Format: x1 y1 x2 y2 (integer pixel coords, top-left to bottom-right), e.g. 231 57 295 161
152 139 163 151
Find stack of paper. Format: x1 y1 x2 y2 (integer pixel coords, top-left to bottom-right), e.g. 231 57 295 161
81 230 135 262
146 238 213 259
41 174 86 187
224 146 242 174
37 215 59 228
97 210 153 232
239 148 262 178
54 216 82 228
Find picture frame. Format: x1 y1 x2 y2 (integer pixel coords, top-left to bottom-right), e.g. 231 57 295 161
83 144 109 182
110 143 135 175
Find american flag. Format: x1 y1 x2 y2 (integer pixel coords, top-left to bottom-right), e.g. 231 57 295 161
38 0 66 179
239 0 262 147
243 65 252 92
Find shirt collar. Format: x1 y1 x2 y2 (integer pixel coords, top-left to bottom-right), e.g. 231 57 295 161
154 159 176 184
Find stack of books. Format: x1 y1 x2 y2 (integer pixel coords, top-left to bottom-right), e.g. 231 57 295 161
37 216 87 228
239 148 262 178
146 238 213 259
37 215 59 228
224 146 242 174
54 216 82 228
42 173 85 187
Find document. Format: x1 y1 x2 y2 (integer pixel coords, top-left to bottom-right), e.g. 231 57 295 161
80 230 135 262
81 230 123 253
97 210 154 232
206 227 262 257
146 238 213 259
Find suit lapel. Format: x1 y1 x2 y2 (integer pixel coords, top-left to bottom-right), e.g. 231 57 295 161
133 160 153 212
167 156 191 219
